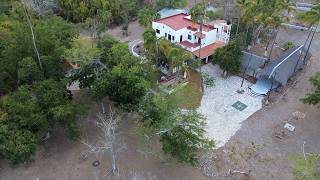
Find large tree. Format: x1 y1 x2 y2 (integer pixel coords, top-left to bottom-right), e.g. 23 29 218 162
0 80 86 164
138 7 159 28
212 41 243 74
139 93 214 165
0 13 78 94
160 110 214 165
92 63 150 111
64 36 101 66
156 0 187 9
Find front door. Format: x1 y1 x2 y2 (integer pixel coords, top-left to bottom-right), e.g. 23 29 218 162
168 34 172 41
180 35 183 42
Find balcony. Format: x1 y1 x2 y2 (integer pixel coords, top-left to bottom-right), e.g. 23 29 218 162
178 41 200 52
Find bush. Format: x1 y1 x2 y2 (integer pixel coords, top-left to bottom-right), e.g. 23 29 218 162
283 42 295 51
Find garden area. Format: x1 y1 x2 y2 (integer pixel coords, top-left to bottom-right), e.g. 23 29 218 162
176 69 203 109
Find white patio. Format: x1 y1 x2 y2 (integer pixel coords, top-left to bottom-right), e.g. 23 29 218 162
198 64 263 147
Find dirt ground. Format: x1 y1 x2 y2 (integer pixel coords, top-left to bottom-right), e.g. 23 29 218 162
0 90 210 180
204 28 320 179
102 21 145 43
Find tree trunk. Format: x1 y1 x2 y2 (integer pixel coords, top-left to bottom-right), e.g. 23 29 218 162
294 25 313 72
265 28 276 57
266 28 279 63
101 102 106 114
236 17 241 35
110 145 117 175
22 0 43 71
303 24 318 64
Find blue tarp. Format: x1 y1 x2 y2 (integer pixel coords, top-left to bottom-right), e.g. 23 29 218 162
249 78 272 95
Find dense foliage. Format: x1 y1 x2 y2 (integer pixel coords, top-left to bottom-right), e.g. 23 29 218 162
0 80 86 164
138 7 159 28
72 36 153 111
139 93 214 164
64 37 101 66
160 110 214 165
0 10 78 94
0 3 86 164
57 0 144 24
156 0 188 9
212 40 243 74
303 73 320 107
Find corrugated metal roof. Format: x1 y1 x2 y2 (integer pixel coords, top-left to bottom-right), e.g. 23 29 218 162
241 51 266 77
260 46 310 86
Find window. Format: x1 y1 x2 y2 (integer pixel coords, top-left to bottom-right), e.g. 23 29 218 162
188 34 192 40
156 29 160 34
165 33 167 37
168 34 172 41
172 36 175 41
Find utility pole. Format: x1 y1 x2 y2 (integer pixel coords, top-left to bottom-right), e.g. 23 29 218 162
197 0 205 92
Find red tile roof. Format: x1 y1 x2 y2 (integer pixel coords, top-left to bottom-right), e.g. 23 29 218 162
155 13 214 32
192 41 225 59
179 41 200 48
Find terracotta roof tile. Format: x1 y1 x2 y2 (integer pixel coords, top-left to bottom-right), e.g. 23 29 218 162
192 41 225 59
179 41 200 48
155 13 214 32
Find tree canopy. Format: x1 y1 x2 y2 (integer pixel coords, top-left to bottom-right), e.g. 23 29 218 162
57 0 142 24
0 80 86 164
0 2 86 164
138 7 159 28
0 11 78 94
64 37 101 66
303 73 320 107
156 0 188 9
212 41 243 74
139 92 214 164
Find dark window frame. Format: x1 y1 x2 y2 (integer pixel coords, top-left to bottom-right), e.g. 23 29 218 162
188 34 192 40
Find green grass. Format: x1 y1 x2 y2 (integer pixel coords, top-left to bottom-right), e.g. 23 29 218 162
176 69 203 109
288 153 320 180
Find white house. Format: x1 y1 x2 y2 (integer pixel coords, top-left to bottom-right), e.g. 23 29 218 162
152 13 231 63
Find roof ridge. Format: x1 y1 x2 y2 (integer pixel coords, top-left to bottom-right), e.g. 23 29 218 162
155 13 188 22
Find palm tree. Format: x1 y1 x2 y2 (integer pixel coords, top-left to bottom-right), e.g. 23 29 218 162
298 4 320 63
235 0 249 35
265 0 294 61
167 48 193 79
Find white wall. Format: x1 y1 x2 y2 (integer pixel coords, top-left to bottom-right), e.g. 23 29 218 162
152 22 179 43
152 21 229 47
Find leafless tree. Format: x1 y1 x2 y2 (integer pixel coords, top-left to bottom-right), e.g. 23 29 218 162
82 106 126 177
